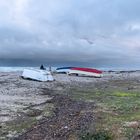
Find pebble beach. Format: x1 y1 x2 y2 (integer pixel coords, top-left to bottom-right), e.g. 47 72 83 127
0 71 140 139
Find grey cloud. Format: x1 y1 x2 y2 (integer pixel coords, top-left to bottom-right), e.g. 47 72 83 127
0 0 140 68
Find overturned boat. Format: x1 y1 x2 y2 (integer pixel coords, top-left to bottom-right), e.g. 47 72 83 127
56 67 103 77
56 67 74 73
68 67 102 77
22 69 54 82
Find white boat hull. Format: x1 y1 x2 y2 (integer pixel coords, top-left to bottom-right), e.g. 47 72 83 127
22 69 54 82
68 70 102 77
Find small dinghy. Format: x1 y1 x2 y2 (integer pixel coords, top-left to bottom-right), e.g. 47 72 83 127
22 69 54 82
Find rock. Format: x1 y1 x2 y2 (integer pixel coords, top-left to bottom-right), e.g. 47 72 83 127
128 87 134 90
124 121 139 128
133 134 140 140
64 126 68 129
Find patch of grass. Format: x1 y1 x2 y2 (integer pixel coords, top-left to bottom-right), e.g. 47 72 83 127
104 93 140 114
123 127 135 140
94 111 136 140
80 131 113 140
113 92 138 97
0 102 55 139
0 117 38 139
69 86 140 139
70 88 105 101
42 103 54 117
8 117 37 133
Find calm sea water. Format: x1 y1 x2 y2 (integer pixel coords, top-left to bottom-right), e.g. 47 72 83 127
0 67 139 72
0 67 57 72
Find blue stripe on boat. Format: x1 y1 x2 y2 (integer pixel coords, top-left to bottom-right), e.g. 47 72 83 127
56 67 74 70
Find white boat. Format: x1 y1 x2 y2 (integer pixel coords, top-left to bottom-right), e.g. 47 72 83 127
68 67 103 77
22 69 54 82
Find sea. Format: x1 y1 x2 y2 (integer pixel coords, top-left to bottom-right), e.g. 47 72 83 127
0 67 56 72
0 66 139 72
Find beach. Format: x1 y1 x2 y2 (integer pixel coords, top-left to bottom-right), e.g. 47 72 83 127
0 71 140 139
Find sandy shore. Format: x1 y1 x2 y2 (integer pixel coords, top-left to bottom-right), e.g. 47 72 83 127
0 71 140 139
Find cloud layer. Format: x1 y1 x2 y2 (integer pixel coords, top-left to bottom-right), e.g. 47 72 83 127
0 0 140 68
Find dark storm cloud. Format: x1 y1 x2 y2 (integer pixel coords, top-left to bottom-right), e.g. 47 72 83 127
0 0 140 68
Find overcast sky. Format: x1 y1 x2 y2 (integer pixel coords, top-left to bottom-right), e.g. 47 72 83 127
0 0 140 68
